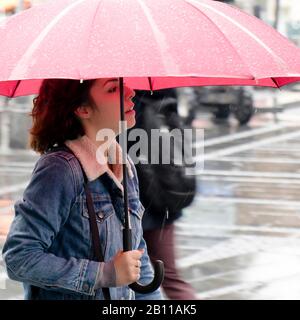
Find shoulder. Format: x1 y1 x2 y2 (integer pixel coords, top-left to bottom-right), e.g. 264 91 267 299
33 149 84 194
35 149 75 171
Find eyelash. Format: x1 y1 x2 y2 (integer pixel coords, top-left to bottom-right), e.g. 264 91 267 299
107 81 127 93
108 86 117 93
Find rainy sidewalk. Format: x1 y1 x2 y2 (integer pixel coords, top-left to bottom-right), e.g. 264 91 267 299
175 94 300 300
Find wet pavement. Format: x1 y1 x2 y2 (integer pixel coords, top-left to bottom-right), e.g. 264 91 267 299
1 87 300 299
176 87 300 300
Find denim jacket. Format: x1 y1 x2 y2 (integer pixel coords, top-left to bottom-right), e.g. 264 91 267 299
2 136 162 300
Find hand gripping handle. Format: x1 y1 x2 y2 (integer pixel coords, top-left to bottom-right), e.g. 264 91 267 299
123 228 164 294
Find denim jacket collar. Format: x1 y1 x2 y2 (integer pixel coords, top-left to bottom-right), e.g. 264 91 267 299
65 135 133 190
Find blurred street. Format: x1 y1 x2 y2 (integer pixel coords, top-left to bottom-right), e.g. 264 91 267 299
0 87 300 299
176 86 300 300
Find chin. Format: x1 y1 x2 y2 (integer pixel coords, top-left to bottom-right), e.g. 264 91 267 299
127 119 136 129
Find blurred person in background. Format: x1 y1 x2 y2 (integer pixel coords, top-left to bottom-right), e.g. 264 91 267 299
127 89 198 300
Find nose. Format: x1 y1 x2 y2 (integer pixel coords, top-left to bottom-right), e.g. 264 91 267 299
125 86 135 100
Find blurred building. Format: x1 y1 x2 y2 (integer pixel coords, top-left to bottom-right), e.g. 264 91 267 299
0 0 37 152
234 0 300 45
0 96 33 152
0 0 31 15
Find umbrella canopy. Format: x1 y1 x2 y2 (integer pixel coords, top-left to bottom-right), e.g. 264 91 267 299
0 0 300 98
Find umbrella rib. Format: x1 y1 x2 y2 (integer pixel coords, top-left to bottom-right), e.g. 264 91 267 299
148 77 153 92
184 0 255 80
8 0 86 81
79 0 105 79
189 0 290 75
136 0 180 74
10 80 21 98
270 77 280 89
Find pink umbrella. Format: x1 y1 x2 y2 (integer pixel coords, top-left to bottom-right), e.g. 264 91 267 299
0 0 300 97
1 0 300 295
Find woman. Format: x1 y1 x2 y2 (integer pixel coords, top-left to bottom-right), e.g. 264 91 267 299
2 78 162 300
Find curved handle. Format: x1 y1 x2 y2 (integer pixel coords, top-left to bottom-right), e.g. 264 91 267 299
123 228 164 294
129 260 164 294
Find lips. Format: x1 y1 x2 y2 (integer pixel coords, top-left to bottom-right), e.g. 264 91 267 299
125 103 135 113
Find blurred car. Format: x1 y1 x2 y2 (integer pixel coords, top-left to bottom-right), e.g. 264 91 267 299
190 86 255 125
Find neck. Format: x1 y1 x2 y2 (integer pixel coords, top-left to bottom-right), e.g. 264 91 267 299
84 126 117 159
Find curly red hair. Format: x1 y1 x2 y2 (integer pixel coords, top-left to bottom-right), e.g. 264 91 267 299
29 79 96 154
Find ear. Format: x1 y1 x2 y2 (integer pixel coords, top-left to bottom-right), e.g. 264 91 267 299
74 105 91 119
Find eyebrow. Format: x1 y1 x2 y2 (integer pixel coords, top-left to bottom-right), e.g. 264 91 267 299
103 78 118 87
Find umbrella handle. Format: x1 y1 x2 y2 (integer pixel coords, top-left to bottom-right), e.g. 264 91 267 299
123 228 164 294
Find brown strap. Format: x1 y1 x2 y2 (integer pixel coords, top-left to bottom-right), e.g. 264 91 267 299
84 183 111 300
57 145 111 300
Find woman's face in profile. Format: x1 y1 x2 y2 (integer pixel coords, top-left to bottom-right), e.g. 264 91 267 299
87 78 136 134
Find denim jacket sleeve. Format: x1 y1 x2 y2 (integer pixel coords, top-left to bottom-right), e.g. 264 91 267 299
2 154 101 296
